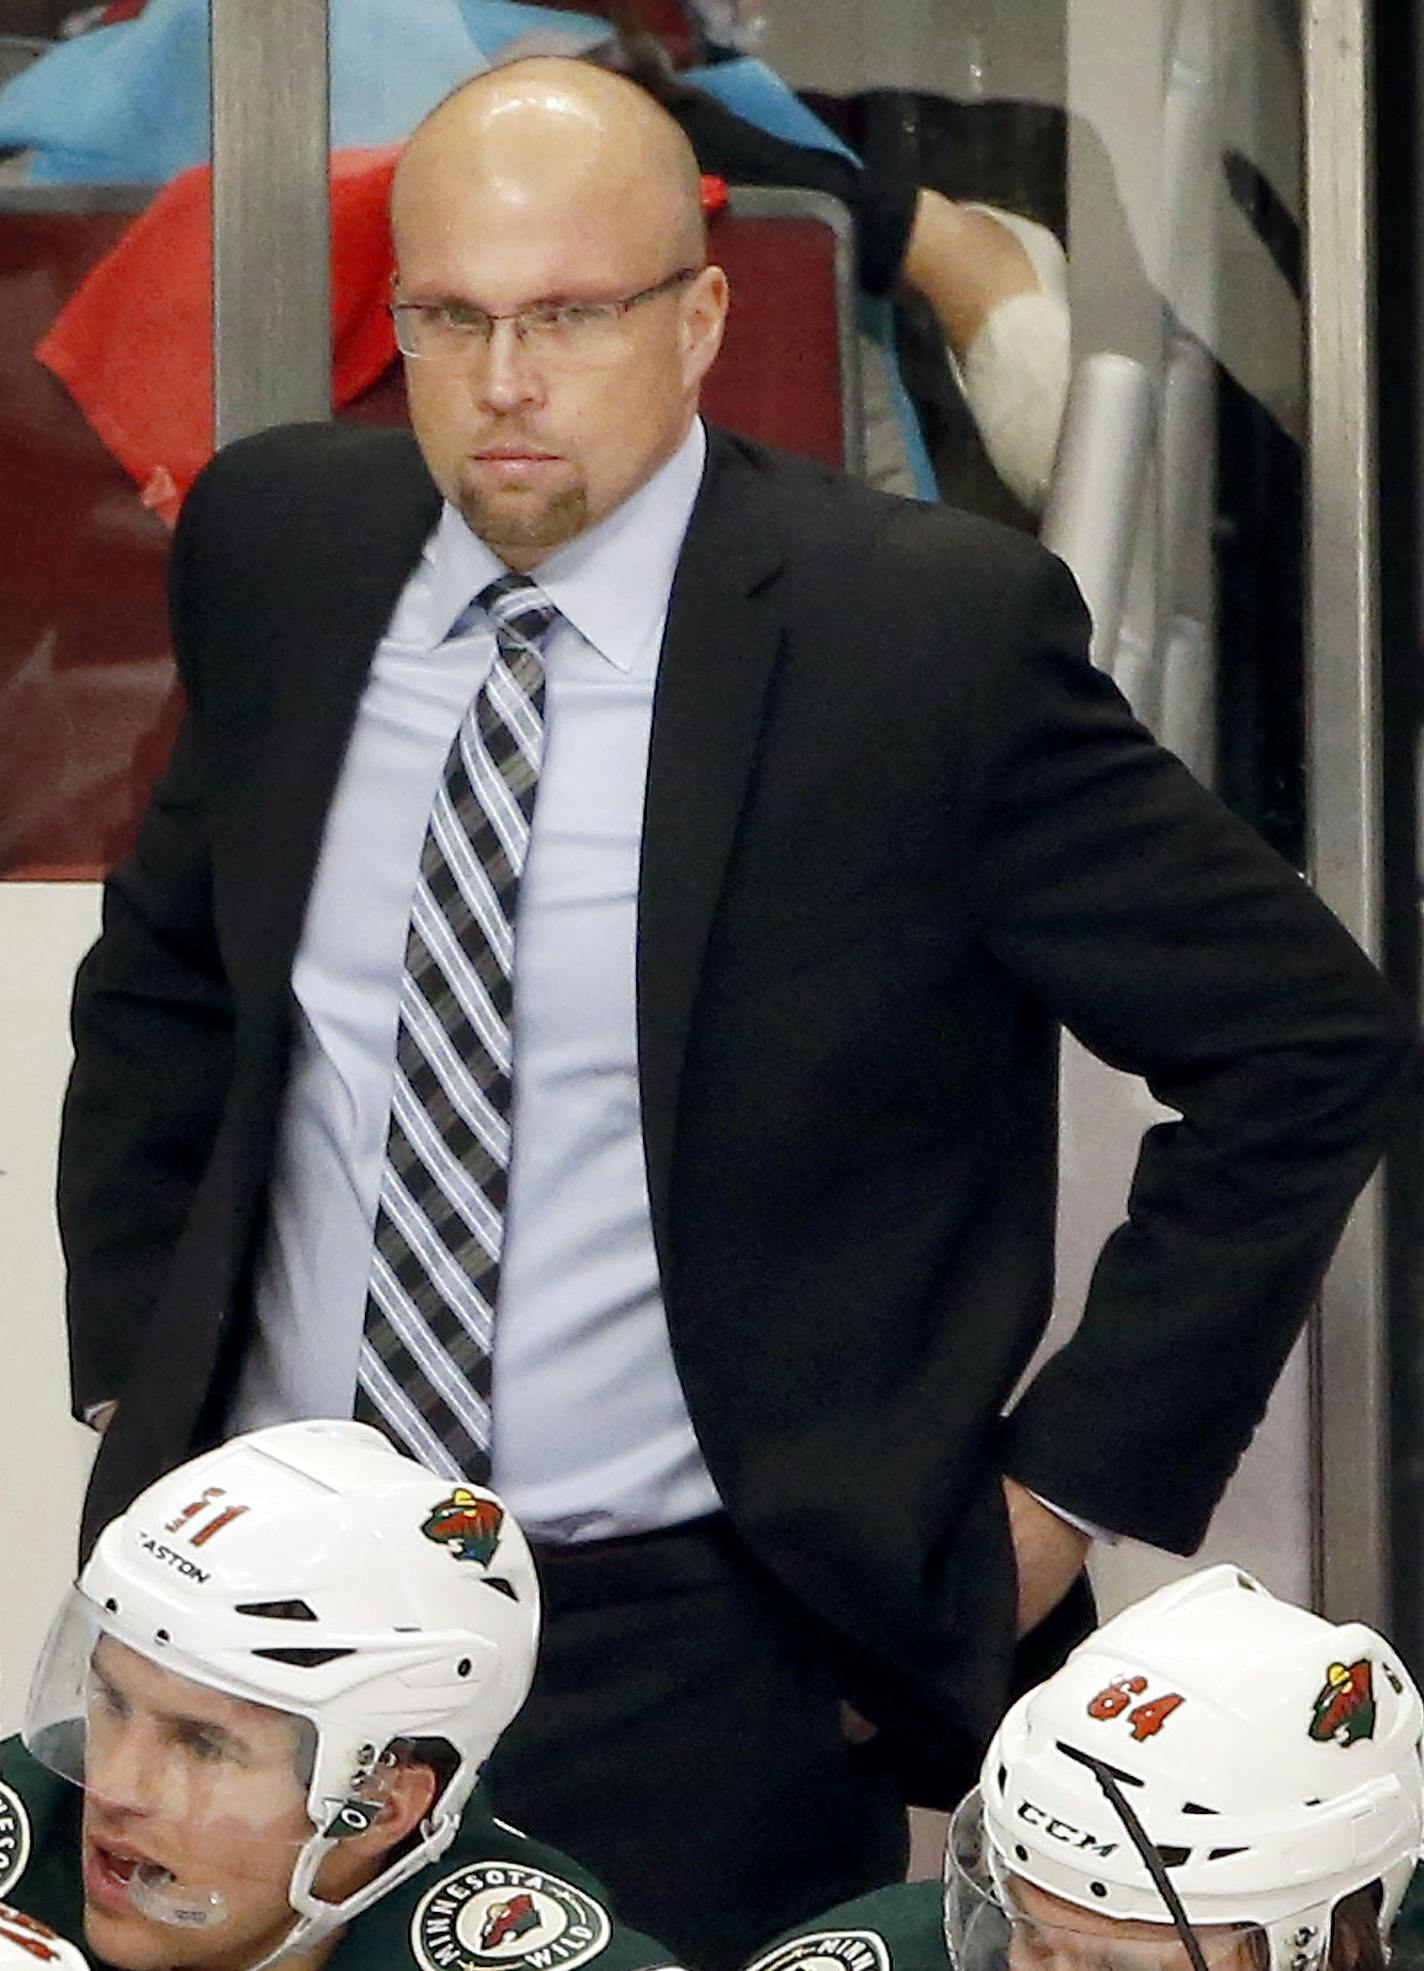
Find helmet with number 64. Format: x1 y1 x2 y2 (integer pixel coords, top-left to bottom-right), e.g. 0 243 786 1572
945 1566 1424 1971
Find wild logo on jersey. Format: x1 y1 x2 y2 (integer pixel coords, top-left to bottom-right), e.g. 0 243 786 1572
482 1896 540 1950
0 1783 31 1900
422 1492 505 1569
411 1861 611 1971
1309 1660 1376 1745
743 1931 892 1971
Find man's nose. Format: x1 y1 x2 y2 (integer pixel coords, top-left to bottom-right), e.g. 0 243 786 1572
87 1722 167 1817
475 316 544 410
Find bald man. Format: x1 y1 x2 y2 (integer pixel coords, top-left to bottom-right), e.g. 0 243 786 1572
60 56 1418 1971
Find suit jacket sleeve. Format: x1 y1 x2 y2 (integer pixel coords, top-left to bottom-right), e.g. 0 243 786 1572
967 549 1421 1551
57 464 235 1420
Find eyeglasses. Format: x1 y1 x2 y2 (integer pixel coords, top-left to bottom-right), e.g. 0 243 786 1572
390 267 700 366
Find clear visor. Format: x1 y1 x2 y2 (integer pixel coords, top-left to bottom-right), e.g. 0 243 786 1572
24 1595 328 1931
944 1794 1269 1971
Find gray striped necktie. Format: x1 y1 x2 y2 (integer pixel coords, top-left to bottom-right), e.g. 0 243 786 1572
354 572 558 1480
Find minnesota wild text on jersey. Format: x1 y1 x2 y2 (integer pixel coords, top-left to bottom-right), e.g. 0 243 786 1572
411 1862 613 1971
744 1932 892 1971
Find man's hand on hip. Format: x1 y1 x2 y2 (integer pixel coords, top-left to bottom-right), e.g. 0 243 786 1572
1002 1475 1091 1635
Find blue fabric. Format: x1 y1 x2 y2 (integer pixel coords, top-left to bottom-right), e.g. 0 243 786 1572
328 0 491 148
0 5 861 187
0 0 498 183
684 55 860 164
454 0 609 48
0 0 212 184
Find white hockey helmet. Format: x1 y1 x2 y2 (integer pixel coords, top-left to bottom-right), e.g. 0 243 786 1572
24 1421 539 1967
0 1903 91 1971
946 1566 1424 1971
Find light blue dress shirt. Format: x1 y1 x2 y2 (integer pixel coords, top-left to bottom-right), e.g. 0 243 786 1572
231 421 721 1540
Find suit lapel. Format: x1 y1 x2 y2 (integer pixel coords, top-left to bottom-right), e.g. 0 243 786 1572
638 431 785 1254
225 433 441 1007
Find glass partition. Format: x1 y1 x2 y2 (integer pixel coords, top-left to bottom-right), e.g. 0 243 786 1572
0 0 207 879
753 0 1317 1610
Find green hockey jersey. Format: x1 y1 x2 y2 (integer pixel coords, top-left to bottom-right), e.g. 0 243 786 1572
0 1736 680 1971
741 1882 944 1971
752 1868 1424 1971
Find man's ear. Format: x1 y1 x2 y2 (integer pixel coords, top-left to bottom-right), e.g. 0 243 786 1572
362 1761 439 1859
680 263 729 391
313 1761 442 1902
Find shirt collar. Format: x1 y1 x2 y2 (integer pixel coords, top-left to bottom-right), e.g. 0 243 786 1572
428 420 707 674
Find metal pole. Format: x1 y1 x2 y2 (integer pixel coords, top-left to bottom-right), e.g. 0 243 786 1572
210 0 330 446
1301 0 1388 1625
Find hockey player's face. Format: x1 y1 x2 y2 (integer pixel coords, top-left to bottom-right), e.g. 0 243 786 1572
1007 1879 1260 1971
79 1641 314 1971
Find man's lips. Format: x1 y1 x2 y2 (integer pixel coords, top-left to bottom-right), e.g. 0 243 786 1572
469 448 564 475
84 1838 174 1917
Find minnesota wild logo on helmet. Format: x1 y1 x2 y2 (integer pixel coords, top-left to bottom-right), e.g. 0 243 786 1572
422 1489 505 1568
1309 1659 1376 1745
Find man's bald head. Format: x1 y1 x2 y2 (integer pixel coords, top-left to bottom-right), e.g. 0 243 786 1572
388 54 728 570
393 58 707 272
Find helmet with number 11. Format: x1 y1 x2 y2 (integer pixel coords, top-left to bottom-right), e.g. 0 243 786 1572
22 1421 539 1971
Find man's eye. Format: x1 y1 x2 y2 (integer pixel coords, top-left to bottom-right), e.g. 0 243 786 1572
176 1725 233 1764
439 302 488 334
540 302 612 334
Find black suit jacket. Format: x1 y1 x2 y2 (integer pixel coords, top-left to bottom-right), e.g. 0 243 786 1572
58 421 1419 1763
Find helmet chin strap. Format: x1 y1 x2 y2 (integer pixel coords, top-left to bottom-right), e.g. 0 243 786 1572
243 1804 464 1971
1057 1744 1212 1971
123 1802 463 1971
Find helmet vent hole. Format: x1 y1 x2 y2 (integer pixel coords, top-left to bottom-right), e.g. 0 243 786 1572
1015 1845 1029 1863
457 1658 472 1677
1207 1848 1247 1862
155 1628 170 1645
104 1598 119 1613
1157 1848 1190 1870
1090 1884 1108 1900
252 1646 356 1668
235 1599 319 1622
1182 1802 1218 1815
482 1576 519 1602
